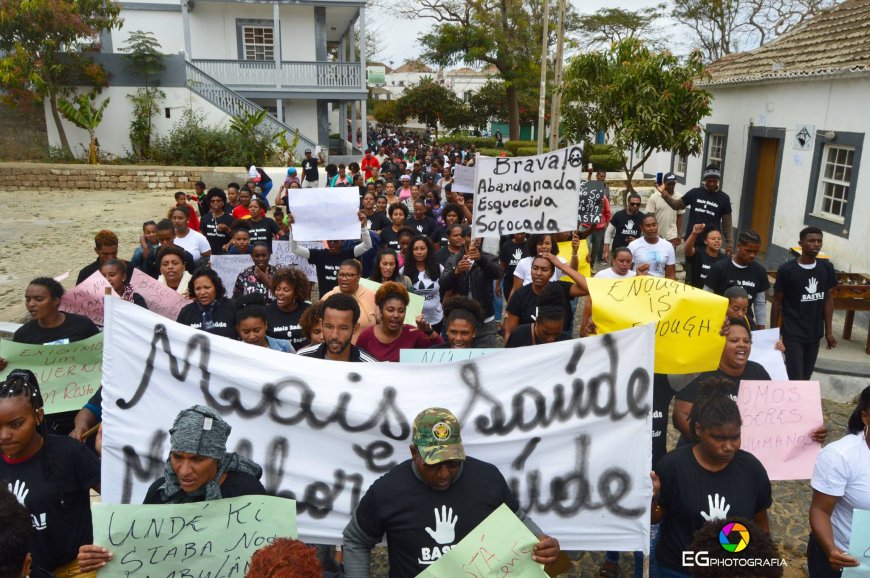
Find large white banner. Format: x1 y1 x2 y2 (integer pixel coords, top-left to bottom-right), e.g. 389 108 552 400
101 298 654 551
473 145 585 238
286 187 360 241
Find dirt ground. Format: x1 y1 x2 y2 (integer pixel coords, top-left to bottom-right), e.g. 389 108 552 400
0 189 170 324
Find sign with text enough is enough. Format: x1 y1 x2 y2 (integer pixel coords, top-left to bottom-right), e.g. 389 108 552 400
100 298 654 551
91 495 297 577
473 145 584 238
0 333 102 414
586 276 728 374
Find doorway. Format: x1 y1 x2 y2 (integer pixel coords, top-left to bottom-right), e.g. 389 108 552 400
740 128 785 255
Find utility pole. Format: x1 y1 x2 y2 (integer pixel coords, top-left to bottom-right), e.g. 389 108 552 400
549 0 566 151
536 0 549 154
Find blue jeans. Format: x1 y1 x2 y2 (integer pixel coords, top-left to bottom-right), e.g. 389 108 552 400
604 522 661 578
492 280 504 322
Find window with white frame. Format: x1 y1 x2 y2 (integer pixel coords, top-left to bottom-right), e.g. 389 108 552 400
243 25 274 60
814 144 854 222
707 134 725 167
675 153 687 176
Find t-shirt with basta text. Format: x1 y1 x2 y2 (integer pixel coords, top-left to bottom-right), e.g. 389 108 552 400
774 258 837 343
499 240 529 295
353 457 522 578
301 158 320 182
609 209 641 250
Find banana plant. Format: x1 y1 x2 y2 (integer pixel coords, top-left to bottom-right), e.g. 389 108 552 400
57 91 111 164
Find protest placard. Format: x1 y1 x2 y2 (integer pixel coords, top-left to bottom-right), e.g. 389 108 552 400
359 278 423 322
577 180 607 225
844 509 870 577
557 240 591 278
748 328 788 380
586 276 728 374
59 271 116 326
91 495 297 577
418 503 548 578
211 243 319 298
399 348 501 364
737 380 823 481
0 333 102 414
452 164 476 194
100 298 654 551
129 269 190 320
285 187 360 241
473 146 584 238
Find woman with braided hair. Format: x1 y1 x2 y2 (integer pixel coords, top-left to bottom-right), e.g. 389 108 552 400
0 369 101 577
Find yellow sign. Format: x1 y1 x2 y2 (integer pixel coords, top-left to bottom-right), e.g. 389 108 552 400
557 240 591 278
586 276 728 374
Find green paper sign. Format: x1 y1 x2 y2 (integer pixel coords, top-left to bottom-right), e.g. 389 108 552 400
91 495 297 577
359 278 424 322
0 333 103 414
416 503 548 578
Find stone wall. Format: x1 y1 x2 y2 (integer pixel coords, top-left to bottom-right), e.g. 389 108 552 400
0 103 48 160
0 163 246 191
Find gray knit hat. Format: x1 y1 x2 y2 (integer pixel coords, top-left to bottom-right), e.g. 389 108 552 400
169 405 231 460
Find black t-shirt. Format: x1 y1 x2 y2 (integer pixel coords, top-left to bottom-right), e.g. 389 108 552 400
499 240 529 295
705 259 771 322
247 217 281 252
435 246 461 266
506 281 574 332
353 457 521 578
13 313 100 345
265 302 310 350
200 212 234 255
142 471 267 504
774 259 837 343
175 298 238 340
676 361 771 405
0 435 100 571
505 323 571 347
368 212 391 232
680 187 732 242
410 216 438 237
301 158 319 182
655 446 772 572
609 210 641 250
379 227 402 252
308 247 355 294
688 250 726 288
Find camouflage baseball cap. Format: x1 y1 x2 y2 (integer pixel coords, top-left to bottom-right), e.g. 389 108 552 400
412 407 466 465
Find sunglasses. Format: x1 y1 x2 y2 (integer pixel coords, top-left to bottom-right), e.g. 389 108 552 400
629 202 641 207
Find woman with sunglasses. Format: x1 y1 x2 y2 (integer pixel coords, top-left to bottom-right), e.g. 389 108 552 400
0 369 101 577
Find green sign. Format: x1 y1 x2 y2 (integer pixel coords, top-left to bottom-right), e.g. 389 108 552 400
91 495 297 577
367 65 386 86
417 503 548 577
0 333 103 414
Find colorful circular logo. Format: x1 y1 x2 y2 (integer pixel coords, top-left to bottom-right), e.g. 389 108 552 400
719 522 750 553
432 422 451 441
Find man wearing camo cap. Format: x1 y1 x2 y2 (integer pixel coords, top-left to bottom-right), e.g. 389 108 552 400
341 407 560 577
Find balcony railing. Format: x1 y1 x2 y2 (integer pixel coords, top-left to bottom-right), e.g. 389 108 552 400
191 59 363 91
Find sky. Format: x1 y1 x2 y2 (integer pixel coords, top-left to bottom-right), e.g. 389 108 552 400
371 0 664 69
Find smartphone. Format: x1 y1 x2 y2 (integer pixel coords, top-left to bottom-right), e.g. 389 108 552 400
656 172 663 186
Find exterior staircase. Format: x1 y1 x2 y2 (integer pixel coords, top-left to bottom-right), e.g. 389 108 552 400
185 61 318 162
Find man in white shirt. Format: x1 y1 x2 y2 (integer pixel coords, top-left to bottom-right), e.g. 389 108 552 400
646 172 684 249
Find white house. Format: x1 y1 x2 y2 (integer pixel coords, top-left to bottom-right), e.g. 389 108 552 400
46 0 370 159
646 0 869 273
382 59 435 100
438 65 496 103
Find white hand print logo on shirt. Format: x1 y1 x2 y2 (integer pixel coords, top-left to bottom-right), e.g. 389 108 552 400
801 276 825 302
805 277 818 293
417 225 425 232
9 480 28 505
700 493 731 521
512 248 524 262
418 505 459 565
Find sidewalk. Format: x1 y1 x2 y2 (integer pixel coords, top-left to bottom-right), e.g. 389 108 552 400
813 309 869 403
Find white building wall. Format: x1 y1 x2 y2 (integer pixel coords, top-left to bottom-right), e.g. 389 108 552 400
679 75 870 272
111 10 184 54
44 87 236 159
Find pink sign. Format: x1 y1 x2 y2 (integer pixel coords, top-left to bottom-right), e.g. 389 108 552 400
130 269 190 320
737 380 823 481
59 271 117 326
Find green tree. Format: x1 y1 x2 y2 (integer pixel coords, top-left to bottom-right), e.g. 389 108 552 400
561 38 712 191
122 31 166 159
403 0 549 141
575 4 666 50
57 91 110 164
372 99 407 126
395 78 468 138
0 0 122 156
468 79 542 130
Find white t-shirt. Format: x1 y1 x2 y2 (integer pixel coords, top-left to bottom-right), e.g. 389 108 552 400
594 268 637 279
174 229 211 262
628 237 675 278
811 433 870 551
513 255 567 285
